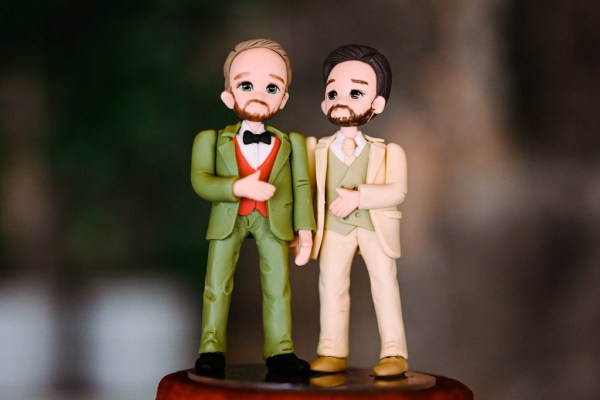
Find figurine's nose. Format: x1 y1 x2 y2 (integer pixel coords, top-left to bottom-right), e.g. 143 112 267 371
256 90 269 100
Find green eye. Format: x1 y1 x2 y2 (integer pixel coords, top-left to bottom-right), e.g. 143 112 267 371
266 84 280 94
239 81 253 91
350 90 364 99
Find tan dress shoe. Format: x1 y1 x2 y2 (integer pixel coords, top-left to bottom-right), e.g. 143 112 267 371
372 356 409 377
310 373 347 388
310 356 347 373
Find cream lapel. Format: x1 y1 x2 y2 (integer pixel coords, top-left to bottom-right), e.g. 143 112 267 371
364 134 386 183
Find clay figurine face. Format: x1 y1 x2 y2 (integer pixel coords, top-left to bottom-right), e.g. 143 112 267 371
221 47 290 122
321 60 386 127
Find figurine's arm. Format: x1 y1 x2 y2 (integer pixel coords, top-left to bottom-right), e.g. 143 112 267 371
190 130 238 202
233 170 275 201
305 136 317 201
289 132 316 265
329 143 407 218
358 143 407 209
290 229 313 266
329 188 360 218
289 132 316 231
192 130 276 202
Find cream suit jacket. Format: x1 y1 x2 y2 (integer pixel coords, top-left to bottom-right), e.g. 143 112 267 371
306 134 407 260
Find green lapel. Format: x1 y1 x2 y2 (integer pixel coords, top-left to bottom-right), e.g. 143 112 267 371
265 125 290 182
217 122 241 176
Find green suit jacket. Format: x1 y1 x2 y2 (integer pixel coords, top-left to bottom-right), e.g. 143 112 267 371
191 122 315 241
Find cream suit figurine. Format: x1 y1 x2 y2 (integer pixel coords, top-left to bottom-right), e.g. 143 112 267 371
191 39 315 378
307 44 409 377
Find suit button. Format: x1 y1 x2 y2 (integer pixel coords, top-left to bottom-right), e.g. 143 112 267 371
355 211 361 217
227 208 234 216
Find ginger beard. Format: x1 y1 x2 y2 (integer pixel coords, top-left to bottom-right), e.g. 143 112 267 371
326 104 375 127
234 98 278 122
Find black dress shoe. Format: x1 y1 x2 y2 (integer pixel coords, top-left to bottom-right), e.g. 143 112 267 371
265 353 310 377
195 352 226 377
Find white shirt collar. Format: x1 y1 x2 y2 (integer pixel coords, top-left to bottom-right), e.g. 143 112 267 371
235 121 272 170
333 130 367 150
239 121 266 135
330 130 368 161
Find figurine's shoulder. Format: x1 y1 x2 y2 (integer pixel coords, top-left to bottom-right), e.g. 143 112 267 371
196 128 218 137
194 122 241 143
363 133 386 144
287 131 305 142
288 132 311 151
364 134 404 152
193 129 218 148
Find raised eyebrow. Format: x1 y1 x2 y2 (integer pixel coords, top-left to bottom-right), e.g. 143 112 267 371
326 78 335 86
269 74 285 85
351 79 369 85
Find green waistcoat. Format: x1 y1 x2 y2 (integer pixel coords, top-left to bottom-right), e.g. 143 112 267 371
326 144 374 235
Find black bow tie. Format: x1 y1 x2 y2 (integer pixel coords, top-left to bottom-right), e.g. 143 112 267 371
243 130 272 145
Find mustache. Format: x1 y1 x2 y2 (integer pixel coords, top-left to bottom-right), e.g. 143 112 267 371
326 104 374 127
246 99 269 107
328 104 354 115
234 100 276 122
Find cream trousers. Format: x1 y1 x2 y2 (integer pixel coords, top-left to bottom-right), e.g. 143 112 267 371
317 227 408 359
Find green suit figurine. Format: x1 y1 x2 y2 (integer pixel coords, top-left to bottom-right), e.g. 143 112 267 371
190 39 315 378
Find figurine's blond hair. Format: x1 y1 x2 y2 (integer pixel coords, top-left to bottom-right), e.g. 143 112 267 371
223 39 292 92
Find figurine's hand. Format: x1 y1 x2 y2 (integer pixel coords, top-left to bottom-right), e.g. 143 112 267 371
291 229 313 266
233 170 276 201
329 188 360 218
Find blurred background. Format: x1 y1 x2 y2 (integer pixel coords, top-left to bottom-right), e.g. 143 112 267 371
1 0 599 399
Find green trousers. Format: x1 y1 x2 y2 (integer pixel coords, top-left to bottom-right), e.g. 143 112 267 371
199 210 294 359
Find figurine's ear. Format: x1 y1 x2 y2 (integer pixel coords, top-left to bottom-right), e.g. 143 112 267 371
372 96 386 115
321 100 328 115
221 91 235 109
279 92 290 110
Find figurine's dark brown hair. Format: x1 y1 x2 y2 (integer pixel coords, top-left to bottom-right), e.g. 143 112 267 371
223 38 292 92
323 44 392 101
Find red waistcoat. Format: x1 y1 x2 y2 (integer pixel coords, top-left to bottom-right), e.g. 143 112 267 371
234 136 281 217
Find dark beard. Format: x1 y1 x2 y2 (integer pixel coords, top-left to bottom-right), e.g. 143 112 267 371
326 105 374 127
234 100 277 122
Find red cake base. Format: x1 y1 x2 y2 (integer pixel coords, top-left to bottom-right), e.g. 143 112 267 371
156 365 473 400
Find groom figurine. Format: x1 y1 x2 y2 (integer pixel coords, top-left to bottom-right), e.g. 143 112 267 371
191 39 315 377
307 44 409 377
